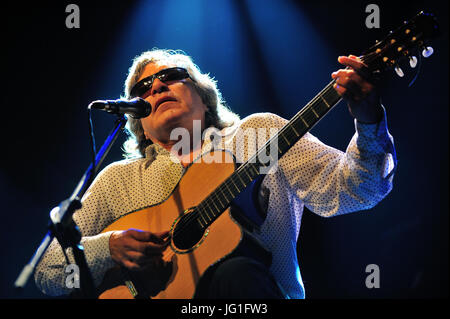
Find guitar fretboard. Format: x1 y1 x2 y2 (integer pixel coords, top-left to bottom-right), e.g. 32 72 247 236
195 80 342 229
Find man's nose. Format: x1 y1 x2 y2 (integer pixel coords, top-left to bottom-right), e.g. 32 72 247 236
151 78 169 95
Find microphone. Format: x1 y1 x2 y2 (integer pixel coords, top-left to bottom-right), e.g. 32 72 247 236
88 97 151 119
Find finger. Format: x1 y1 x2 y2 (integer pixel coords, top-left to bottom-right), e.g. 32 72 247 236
126 251 147 264
122 259 140 271
334 71 374 95
126 250 163 267
143 240 171 255
333 81 364 101
332 69 365 87
338 56 374 83
154 230 171 241
338 55 366 70
124 238 167 255
336 75 365 94
127 229 153 241
333 82 346 96
128 229 166 244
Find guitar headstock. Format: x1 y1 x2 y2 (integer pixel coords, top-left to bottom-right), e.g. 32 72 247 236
362 11 440 77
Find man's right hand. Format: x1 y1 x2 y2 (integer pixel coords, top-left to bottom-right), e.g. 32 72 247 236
109 228 171 271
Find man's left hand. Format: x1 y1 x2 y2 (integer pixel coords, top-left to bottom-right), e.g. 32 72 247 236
332 55 383 124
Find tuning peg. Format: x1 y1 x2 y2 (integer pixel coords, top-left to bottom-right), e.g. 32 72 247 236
394 65 404 77
409 56 418 68
422 46 434 58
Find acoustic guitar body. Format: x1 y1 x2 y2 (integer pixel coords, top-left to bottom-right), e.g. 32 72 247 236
97 151 258 299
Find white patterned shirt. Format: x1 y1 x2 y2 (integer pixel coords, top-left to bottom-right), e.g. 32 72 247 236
34 110 396 299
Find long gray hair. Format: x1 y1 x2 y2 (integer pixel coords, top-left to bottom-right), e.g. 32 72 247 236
122 49 240 158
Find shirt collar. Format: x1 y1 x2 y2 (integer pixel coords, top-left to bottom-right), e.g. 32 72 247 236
142 125 237 165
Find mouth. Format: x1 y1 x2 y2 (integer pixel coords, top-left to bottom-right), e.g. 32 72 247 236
155 96 177 111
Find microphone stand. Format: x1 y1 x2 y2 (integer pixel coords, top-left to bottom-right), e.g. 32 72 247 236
15 114 128 298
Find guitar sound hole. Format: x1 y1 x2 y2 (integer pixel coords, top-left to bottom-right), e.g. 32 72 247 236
172 209 206 251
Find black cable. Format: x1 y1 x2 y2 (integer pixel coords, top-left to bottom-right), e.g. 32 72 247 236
87 108 97 182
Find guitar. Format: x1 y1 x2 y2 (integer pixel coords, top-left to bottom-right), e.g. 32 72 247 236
97 11 439 299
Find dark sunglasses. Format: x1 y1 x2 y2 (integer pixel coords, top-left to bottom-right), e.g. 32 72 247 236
129 67 193 98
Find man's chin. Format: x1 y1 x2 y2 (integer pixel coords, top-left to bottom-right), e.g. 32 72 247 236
157 111 187 129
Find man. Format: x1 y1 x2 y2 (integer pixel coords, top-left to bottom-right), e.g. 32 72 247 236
35 49 396 299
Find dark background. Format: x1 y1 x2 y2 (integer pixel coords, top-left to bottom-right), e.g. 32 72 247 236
1 0 448 299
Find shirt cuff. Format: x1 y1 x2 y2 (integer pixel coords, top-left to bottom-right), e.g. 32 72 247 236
354 104 389 141
353 104 397 179
79 231 116 286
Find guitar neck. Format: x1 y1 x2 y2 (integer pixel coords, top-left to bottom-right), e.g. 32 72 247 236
195 80 342 227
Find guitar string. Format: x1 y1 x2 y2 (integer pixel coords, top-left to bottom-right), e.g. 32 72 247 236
118 30 420 296
176 39 414 238
135 33 387 248
124 76 365 288
173 82 337 231
170 80 340 242
173 52 398 250
121 52 380 292
118 75 344 297
170 50 383 242
172 80 340 238
123 41 407 293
